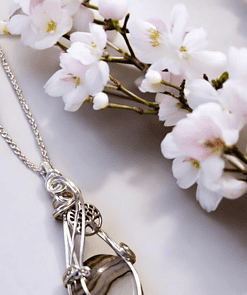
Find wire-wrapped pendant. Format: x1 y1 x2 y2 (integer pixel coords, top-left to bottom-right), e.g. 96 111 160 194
40 161 143 295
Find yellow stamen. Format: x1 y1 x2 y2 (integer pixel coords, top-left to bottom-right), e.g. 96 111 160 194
204 138 224 156
190 158 201 169
147 28 160 47
180 46 189 59
91 42 99 55
2 23 10 35
46 20 57 33
72 76 81 88
183 157 201 169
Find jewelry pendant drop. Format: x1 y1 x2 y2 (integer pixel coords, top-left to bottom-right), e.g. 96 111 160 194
40 162 143 295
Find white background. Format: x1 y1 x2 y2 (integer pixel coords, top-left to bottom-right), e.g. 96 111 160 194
0 0 247 294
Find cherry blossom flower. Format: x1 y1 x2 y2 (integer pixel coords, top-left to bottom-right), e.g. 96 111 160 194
156 93 188 126
155 4 226 79
69 23 107 65
161 132 224 211
93 92 109 110
128 18 168 64
7 0 73 49
172 103 241 161
98 0 129 20
129 4 226 79
161 132 247 212
184 47 247 123
44 52 109 111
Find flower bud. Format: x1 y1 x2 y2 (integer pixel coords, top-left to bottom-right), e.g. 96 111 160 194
93 92 109 110
145 70 162 85
98 0 129 20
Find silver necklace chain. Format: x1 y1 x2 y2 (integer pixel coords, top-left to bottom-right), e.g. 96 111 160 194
0 47 52 174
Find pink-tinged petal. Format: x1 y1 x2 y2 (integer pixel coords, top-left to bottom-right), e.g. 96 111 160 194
186 50 227 80
152 57 182 76
59 53 88 79
183 27 207 52
70 32 92 44
227 47 247 80
200 157 225 191
128 19 168 63
185 79 220 109
63 84 89 111
147 18 167 33
98 0 128 20
89 23 107 53
173 108 222 160
68 42 98 65
219 176 247 199
156 93 188 126
139 79 166 93
172 156 199 189
7 14 31 35
44 69 75 97
196 179 223 212
72 6 93 32
62 0 81 16
85 61 109 95
30 0 45 13
161 132 185 159
218 79 247 125
169 3 190 47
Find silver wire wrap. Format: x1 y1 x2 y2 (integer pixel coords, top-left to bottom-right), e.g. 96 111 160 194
41 161 143 295
0 47 52 174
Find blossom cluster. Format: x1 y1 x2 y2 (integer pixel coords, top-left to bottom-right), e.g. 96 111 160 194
2 0 247 212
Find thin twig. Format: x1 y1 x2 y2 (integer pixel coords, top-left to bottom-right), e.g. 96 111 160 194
225 145 247 166
82 1 99 10
109 75 159 109
56 42 68 52
107 103 158 114
161 80 181 91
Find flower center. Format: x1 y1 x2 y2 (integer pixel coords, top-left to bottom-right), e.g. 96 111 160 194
204 138 224 156
91 42 99 55
72 76 81 88
183 157 201 169
147 28 161 47
46 20 57 33
190 158 201 169
180 46 189 59
2 23 9 35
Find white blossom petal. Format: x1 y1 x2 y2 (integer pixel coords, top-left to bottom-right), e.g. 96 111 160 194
161 132 185 159
85 61 109 95
219 176 247 199
196 179 223 212
172 156 199 189
169 3 190 47
63 85 88 111
184 78 220 109
227 47 247 80
98 0 128 20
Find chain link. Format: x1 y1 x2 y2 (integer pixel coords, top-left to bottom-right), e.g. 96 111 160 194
0 47 53 174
